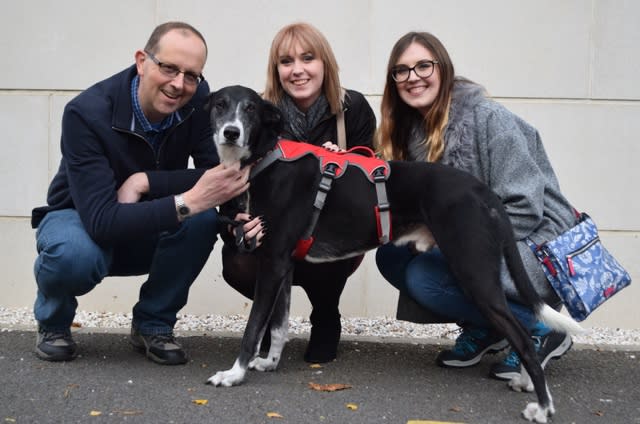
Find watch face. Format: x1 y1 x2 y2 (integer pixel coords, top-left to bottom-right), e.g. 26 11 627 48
179 205 190 216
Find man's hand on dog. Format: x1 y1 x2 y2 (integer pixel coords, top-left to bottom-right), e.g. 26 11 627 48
183 162 250 215
118 162 250 220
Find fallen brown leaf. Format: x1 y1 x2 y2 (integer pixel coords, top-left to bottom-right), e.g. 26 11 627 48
89 411 101 416
309 364 322 369
346 403 358 410
407 421 466 424
308 382 352 392
71 322 82 328
192 399 208 406
113 410 143 416
266 412 283 418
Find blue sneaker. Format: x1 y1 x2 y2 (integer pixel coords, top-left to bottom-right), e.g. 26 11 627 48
436 327 509 368
489 331 573 380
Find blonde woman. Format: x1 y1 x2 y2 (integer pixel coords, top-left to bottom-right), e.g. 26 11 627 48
222 22 376 363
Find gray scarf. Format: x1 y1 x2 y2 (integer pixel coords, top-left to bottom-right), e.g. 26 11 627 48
279 94 329 141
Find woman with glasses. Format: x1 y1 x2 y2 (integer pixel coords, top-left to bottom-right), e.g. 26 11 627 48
221 22 376 363
375 31 575 380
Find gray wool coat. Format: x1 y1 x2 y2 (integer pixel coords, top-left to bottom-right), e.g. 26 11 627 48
397 79 576 324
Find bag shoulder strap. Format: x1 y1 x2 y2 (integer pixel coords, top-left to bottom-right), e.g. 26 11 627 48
336 88 347 150
336 109 346 150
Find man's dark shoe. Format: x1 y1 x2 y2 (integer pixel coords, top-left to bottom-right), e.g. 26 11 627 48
436 326 509 368
489 331 573 380
130 329 188 365
35 328 78 362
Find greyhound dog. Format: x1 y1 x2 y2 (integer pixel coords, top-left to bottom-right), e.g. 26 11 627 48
204 85 582 423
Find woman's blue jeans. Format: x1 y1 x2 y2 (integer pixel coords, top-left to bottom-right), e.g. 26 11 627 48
375 243 538 330
33 208 218 334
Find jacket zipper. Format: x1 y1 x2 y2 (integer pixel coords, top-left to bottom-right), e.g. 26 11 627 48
113 107 194 169
156 108 194 168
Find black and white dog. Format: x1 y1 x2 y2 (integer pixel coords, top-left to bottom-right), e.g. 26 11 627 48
204 85 582 423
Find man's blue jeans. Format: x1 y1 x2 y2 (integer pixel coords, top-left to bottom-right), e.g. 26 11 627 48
375 243 538 330
33 209 218 334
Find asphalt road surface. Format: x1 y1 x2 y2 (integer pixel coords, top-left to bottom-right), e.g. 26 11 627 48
1 330 639 423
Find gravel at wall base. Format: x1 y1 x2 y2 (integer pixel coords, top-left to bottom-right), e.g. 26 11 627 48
2 307 639 347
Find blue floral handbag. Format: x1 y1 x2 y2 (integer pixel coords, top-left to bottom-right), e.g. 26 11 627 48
527 213 632 322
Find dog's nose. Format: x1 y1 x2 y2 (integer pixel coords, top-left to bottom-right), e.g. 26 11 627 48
223 126 241 142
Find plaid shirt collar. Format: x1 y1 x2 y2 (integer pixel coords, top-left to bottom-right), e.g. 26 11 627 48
130 75 182 133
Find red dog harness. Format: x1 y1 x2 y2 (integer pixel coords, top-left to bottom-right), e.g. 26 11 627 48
251 140 392 259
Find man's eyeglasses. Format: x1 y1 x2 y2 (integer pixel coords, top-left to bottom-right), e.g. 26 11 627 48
390 60 439 83
144 50 204 86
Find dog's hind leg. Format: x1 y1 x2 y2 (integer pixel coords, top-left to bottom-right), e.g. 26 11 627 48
447 249 554 423
249 281 291 372
477 298 554 422
472 295 554 423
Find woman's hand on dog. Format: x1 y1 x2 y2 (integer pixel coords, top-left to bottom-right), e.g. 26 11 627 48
322 141 344 152
232 213 266 248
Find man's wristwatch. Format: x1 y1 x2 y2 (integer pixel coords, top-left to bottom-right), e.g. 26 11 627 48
174 194 191 220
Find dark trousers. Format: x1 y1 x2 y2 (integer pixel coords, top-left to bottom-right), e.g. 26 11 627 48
221 244 361 327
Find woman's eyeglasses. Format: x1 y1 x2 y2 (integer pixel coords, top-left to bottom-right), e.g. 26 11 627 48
390 60 439 83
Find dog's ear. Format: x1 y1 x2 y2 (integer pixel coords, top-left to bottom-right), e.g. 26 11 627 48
203 92 215 112
262 99 284 134
245 99 282 162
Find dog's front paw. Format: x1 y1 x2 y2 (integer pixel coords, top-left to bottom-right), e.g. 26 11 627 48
249 356 279 372
509 373 534 393
206 361 246 387
522 402 553 423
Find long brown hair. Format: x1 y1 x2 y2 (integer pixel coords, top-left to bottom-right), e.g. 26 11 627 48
263 22 343 114
376 32 455 162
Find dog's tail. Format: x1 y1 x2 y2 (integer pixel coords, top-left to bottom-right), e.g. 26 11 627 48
503 238 584 335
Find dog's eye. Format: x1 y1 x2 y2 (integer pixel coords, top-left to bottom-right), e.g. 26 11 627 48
214 100 226 111
245 103 256 113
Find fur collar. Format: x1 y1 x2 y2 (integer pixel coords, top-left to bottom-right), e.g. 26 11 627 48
440 79 488 171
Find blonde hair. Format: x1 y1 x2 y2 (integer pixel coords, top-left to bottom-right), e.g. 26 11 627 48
263 22 343 114
376 32 455 162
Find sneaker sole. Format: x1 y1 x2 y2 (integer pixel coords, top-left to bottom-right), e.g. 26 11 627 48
490 334 573 381
35 347 78 362
490 370 520 381
540 334 573 368
130 336 188 365
438 338 509 368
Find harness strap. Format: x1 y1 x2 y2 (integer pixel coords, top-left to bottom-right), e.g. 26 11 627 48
373 168 392 244
294 163 338 260
249 147 284 179
249 140 393 260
